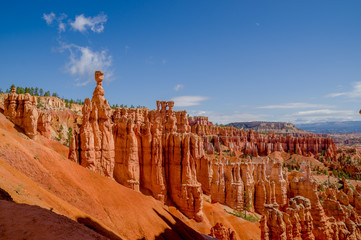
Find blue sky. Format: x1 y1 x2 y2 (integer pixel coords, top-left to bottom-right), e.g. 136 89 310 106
1 0 361 124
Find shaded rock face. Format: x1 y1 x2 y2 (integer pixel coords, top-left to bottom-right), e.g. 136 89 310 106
205 157 287 215
209 222 237 240
4 88 39 139
37 111 52 139
69 72 204 221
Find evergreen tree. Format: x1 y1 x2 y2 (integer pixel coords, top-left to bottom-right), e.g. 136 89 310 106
34 87 39 96
44 91 50 97
10 84 15 92
39 88 44 96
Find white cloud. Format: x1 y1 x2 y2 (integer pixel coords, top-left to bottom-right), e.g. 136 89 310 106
294 109 353 116
58 22 66 32
60 43 113 86
172 96 208 107
258 102 333 109
173 84 184 91
43 12 56 25
284 109 358 123
327 82 361 98
70 13 107 33
42 12 67 33
326 92 346 98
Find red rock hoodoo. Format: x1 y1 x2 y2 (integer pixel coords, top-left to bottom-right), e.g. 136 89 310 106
3 87 39 139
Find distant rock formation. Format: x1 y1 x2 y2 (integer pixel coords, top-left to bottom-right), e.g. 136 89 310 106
226 121 307 135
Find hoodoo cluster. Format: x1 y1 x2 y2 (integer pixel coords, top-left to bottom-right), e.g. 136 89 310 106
68 71 338 228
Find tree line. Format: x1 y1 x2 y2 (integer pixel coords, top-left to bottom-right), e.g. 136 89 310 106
0 85 145 110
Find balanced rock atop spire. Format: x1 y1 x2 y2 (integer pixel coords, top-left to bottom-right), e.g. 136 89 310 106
69 71 204 221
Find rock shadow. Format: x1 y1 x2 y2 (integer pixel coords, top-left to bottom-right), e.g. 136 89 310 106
76 216 123 240
0 187 13 201
149 208 206 240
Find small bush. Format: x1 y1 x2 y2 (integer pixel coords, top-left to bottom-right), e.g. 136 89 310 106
224 209 260 222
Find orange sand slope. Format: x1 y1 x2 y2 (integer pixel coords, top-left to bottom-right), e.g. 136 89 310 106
0 113 260 240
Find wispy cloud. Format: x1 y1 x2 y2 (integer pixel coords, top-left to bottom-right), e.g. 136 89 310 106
44 12 113 86
60 42 113 86
258 102 332 109
294 109 353 116
327 82 361 98
43 12 56 25
70 13 107 33
173 84 184 91
172 96 208 107
43 12 67 33
284 109 358 123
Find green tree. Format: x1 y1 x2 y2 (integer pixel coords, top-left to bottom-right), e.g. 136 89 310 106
16 87 24 94
39 88 44 96
44 91 50 97
10 84 15 92
34 87 39 96
243 190 252 218
66 127 73 146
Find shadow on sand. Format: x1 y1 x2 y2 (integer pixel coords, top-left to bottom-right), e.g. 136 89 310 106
144 208 207 240
76 216 123 240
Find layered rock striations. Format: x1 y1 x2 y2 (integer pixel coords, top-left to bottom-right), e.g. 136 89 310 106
209 222 237 240
261 196 315 240
3 87 39 138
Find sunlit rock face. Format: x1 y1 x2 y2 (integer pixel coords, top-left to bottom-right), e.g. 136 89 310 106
4 87 39 139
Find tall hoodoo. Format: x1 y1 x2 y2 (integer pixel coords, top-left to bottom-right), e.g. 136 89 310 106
69 71 204 221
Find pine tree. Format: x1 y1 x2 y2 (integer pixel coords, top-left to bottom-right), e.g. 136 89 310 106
39 88 44 96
